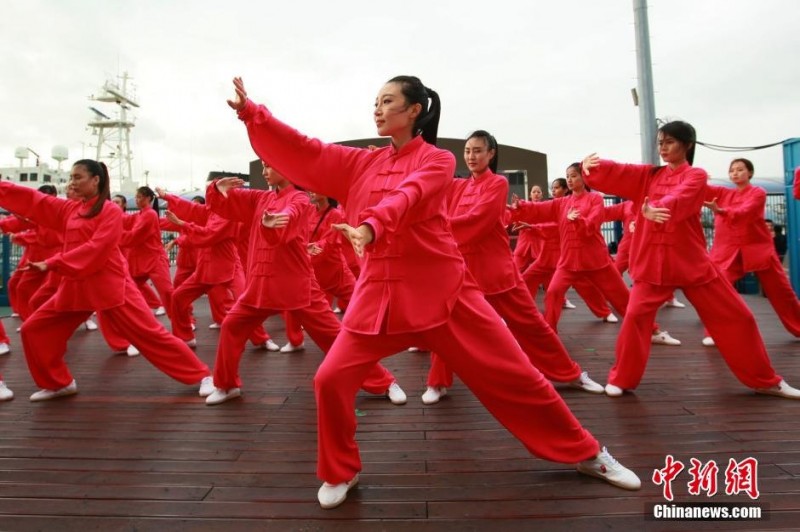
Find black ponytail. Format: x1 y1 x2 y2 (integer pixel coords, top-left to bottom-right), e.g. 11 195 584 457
74 159 110 219
388 75 441 146
137 186 159 216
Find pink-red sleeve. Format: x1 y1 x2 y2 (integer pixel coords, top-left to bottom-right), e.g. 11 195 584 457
165 193 210 225
650 167 708 224
448 177 508 246
573 193 604 237
509 198 559 225
238 100 369 203
0 182 70 233
359 149 456 244
181 217 236 248
260 191 308 246
46 207 122 278
119 209 158 247
582 159 651 202
206 181 260 224
603 201 627 222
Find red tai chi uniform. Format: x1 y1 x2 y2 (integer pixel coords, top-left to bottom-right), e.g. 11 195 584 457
584 160 784 391
0 182 211 391
705 183 800 337
205 181 396 393
426 170 586 388
511 192 630 332
237 99 602 485
120 204 174 316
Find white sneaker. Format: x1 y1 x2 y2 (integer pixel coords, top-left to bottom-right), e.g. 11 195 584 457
0 342 9 356
263 339 280 351
154 306 166 316
563 299 577 309
332 306 343 314
191 323 196 331
603 313 619 323
605 383 625 397
198 376 215 397
421 386 447 405
15 327 20 333
701 336 715 347
651 331 681 346
755 379 800 399
208 322 221 329
386 382 407 405
30 380 78 402
9 312 19 318
407 346 420 352
318 474 359 509
576 447 641 490
0 381 13 401
186 338 197 348
126 345 140 357
279 341 305 353
206 387 242 405
663 297 686 309
568 372 605 394
84 318 98 331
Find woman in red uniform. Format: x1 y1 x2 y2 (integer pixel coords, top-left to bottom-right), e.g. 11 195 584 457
582 121 800 399
229 75 640 508
511 184 541 272
0 159 214 400
604 200 685 308
203 163 404 407
702 158 800 345
120 187 174 317
517 178 613 318
160 192 276 351
283 192 359 352
422 131 603 405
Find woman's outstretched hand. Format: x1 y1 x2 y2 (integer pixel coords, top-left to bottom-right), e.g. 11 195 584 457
642 197 671 223
581 153 599 176
262 211 289 229
333 223 374 257
215 177 245 198
227 77 248 111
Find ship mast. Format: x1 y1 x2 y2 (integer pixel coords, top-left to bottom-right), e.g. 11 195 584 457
87 72 139 193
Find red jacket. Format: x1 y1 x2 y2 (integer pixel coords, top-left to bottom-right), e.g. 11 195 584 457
237 99 464 334
119 205 169 277
0 182 128 311
510 191 612 271
447 170 517 295
206 182 314 310
705 184 776 272
308 204 351 286
583 160 716 286
12 226 63 265
165 194 239 284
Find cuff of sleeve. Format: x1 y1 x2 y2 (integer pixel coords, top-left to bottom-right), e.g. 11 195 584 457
45 257 59 273
360 217 381 244
238 99 262 122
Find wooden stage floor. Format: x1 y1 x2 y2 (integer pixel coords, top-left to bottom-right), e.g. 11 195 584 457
0 290 798 531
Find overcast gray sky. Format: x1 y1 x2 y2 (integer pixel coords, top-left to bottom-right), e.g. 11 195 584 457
1 0 798 192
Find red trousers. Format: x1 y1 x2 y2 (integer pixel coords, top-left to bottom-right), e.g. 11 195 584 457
20 280 210 390
611 276 783 390
283 311 306 346
544 265 630 332
96 311 130 352
0 320 8 344
29 274 60 315
523 267 612 319
714 254 800 337
212 283 395 391
314 283 600 484
173 265 235 327
171 278 267 345
9 269 49 320
139 281 163 309
133 260 174 315
427 282 581 387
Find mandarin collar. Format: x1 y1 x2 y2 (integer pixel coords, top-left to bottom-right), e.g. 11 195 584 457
390 135 425 157
276 183 296 197
471 168 494 183
666 162 691 174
